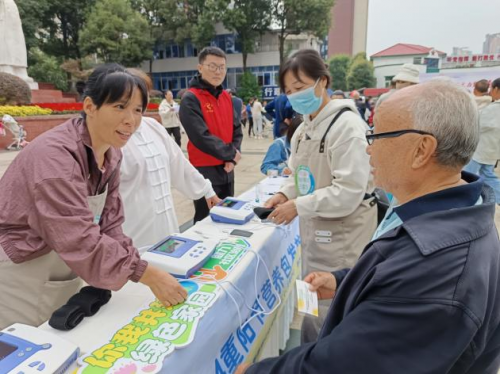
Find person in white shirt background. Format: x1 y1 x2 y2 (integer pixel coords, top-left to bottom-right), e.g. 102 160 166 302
159 90 182 147
251 96 264 139
120 70 221 248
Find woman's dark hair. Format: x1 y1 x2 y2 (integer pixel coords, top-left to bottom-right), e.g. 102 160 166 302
198 46 226 64
279 49 331 92
286 115 303 143
83 63 149 115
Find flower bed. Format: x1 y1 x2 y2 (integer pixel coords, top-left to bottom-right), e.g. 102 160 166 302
0 105 53 117
0 111 161 150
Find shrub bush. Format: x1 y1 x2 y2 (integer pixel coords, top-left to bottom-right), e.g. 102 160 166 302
0 73 32 105
28 49 68 92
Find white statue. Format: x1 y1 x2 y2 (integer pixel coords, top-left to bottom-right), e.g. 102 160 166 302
0 0 38 88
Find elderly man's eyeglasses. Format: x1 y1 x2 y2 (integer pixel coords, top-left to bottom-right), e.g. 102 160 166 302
365 129 434 145
203 63 226 73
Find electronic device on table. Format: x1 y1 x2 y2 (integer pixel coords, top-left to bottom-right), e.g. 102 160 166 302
142 235 218 278
0 323 79 374
209 197 255 225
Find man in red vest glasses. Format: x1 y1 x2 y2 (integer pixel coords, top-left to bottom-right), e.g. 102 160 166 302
180 47 243 222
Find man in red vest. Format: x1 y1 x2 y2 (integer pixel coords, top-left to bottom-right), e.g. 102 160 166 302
180 47 243 222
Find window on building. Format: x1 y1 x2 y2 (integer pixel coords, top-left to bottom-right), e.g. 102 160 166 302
264 72 271 86
413 57 422 64
172 45 179 58
186 41 197 57
158 50 164 59
226 35 236 54
385 76 395 87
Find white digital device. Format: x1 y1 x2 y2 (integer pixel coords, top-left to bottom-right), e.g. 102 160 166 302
142 235 218 278
0 323 79 374
209 197 255 225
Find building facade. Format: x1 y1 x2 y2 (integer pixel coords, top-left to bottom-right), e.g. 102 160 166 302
371 43 500 91
326 0 369 58
370 43 446 88
141 24 322 100
483 33 500 55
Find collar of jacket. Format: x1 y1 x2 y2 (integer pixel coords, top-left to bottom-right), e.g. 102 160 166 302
370 183 496 257
74 116 121 171
189 74 224 99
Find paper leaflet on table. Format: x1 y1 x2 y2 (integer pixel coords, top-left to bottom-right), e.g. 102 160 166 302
77 238 250 373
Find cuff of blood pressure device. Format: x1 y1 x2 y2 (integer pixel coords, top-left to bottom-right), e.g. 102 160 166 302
49 304 85 331
131 259 148 283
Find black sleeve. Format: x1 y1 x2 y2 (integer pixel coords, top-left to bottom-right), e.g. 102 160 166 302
179 92 237 161
246 299 475 374
333 268 350 287
232 104 243 151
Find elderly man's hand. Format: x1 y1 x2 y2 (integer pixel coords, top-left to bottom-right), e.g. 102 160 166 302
268 199 297 225
235 363 252 374
303 271 337 300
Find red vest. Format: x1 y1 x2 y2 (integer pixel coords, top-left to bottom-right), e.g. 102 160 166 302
187 88 234 167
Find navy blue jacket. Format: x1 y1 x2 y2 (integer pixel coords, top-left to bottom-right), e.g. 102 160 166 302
247 179 500 373
265 94 293 139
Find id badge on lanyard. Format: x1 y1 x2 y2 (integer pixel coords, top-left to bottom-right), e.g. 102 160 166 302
295 165 315 196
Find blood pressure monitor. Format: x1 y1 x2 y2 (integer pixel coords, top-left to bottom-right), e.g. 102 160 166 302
142 235 218 278
209 198 255 225
0 323 79 374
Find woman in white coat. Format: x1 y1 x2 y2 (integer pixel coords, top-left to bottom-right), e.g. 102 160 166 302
120 70 220 249
265 49 378 343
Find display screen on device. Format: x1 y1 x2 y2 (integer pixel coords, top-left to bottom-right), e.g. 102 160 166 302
156 239 184 253
0 340 17 360
221 199 237 208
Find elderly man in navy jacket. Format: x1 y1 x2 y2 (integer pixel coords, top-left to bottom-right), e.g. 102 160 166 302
238 79 500 374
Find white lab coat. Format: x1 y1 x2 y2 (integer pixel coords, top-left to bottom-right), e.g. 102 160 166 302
120 117 215 248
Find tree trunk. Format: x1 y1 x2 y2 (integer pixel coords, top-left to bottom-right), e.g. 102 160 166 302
242 51 248 72
279 31 286 67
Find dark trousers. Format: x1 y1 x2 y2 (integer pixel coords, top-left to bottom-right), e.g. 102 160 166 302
247 117 254 136
193 182 234 223
166 127 181 147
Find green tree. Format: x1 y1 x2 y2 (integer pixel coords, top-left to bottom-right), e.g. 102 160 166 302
271 0 336 66
328 54 350 91
130 0 170 74
347 56 376 91
222 0 272 71
16 0 50 55
160 0 227 49
238 72 261 102
40 0 97 60
79 0 153 66
28 49 68 91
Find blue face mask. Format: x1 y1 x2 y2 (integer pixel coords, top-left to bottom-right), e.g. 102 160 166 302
287 79 323 115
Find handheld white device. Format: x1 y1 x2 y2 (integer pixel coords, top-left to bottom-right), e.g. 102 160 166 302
209 197 255 225
142 235 218 278
0 323 79 374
